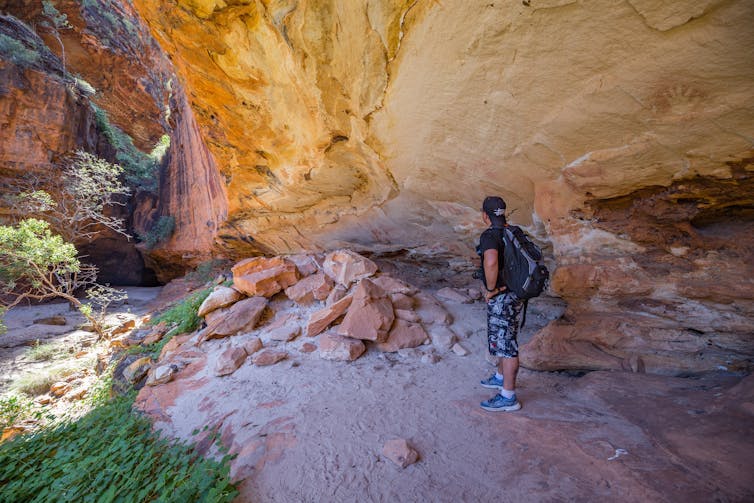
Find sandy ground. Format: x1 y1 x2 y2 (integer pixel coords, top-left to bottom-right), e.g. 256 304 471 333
135 288 754 503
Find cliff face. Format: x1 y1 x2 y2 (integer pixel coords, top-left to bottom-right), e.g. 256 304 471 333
129 0 754 373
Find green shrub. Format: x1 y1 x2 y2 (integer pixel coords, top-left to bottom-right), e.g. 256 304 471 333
26 340 66 362
139 215 175 250
0 394 44 430
0 33 40 67
92 104 158 192
151 287 212 338
0 393 237 502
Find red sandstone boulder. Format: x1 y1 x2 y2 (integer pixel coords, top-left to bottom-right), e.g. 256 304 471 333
142 322 170 345
337 279 394 343
198 286 244 317
306 294 353 337
389 293 415 310
242 337 263 355
376 320 429 352
414 292 453 325
394 309 421 323
284 272 333 304
326 284 349 306
427 326 458 351
371 275 419 295
214 346 248 376
202 296 268 341
267 325 301 342
382 439 419 468
252 349 288 366
318 332 366 361
232 257 299 297
286 254 320 277
322 249 378 287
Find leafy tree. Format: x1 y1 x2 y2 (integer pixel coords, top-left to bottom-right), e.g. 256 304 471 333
7 150 131 243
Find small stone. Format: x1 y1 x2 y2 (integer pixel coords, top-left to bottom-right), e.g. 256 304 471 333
50 382 71 397
452 343 470 356
35 395 51 405
325 284 349 306
299 342 317 353
242 337 263 355
68 387 88 400
394 309 420 322
109 319 136 336
214 346 248 376
382 439 419 468
428 326 458 351
421 353 441 364
319 332 366 361
202 296 268 340
267 325 301 342
252 349 288 366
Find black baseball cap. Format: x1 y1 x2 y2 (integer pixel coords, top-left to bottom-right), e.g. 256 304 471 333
482 196 506 218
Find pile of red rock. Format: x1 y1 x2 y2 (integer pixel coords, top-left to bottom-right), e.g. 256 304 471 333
187 249 469 368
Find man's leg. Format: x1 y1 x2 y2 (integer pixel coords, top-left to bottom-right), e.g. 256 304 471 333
499 356 518 392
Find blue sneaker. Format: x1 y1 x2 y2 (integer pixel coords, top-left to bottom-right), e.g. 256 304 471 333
480 374 504 390
480 393 521 412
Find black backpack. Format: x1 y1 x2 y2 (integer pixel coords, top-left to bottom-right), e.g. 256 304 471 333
500 225 549 326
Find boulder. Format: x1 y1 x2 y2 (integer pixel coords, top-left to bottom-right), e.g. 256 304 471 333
284 272 333 304
376 320 429 352
198 286 244 317
337 279 394 343
146 364 177 386
267 325 301 342
123 356 153 383
242 337 263 355
33 315 67 326
371 275 419 295
214 346 248 376
318 332 366 361
232 257 299 297
286 253 320 277
322 249 378 287
159 334 191 360
382 439 419 468
326 284 349 306
389 293 415 310
435 287 473 304
142 322 170 345
306 294 353 337
394 309 421 323
252 349 288 366
452 343 470 356
109 319 136 337
68 386 88 400
428 326 458 351
202 296 268 340
414 292 453 326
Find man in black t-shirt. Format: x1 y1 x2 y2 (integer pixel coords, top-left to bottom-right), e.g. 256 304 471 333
477 196 523 412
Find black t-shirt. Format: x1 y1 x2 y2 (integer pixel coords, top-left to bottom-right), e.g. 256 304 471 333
478 226 505 289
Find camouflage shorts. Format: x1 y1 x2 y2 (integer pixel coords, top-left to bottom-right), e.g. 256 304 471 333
487 291 524 358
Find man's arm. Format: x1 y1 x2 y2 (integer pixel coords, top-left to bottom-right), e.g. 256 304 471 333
483 248 504 300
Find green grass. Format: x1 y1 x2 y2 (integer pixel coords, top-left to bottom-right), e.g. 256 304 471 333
151 287 212 337
0 33 40 67
0 392 237 502
25 340 66 362
12 354 95 397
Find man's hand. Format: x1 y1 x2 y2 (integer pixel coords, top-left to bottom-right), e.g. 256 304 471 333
484 286 506 301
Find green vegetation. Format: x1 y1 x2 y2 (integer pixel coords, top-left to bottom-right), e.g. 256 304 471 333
92 105 159 191
0 391 237 502
139 215 176 250
0 33 40 67
0 394 48 431
26 340 66 362
186 259 232 284
152 287 212 338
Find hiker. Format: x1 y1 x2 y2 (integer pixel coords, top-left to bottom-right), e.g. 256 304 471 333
477 196 523 412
